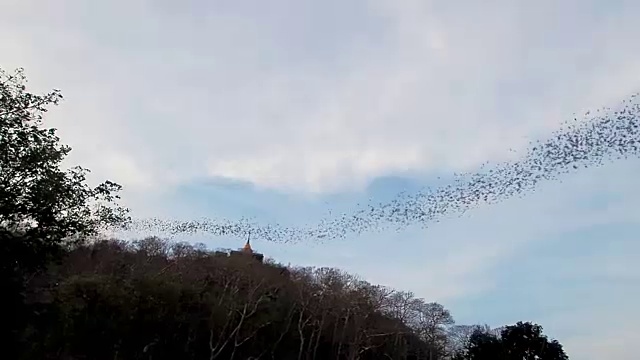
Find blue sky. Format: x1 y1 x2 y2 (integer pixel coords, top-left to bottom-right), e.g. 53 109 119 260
2 0 640 358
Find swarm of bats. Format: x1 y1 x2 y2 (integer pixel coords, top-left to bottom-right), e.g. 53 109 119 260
124 94 640 243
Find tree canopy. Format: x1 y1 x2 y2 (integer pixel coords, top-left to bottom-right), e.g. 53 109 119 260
1 66 129 357
0 67 129 243
9 237 569 360
453 321 569 360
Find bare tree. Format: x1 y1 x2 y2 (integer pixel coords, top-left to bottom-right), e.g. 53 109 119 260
408 300 455 360
447 324 493 356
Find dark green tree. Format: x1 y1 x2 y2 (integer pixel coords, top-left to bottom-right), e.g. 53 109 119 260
1 67 129 356
0 67 129 243
453 321 569 360
501 322 568 360
453 329 503 360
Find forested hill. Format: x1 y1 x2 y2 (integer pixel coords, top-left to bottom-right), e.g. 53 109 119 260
6 236 568 360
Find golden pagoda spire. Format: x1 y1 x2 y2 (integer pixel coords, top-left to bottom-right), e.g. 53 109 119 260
242 232 253 253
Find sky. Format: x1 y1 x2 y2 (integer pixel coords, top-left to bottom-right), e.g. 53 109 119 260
2 0 640 358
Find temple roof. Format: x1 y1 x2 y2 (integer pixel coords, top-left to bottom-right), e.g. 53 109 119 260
242 235 253 253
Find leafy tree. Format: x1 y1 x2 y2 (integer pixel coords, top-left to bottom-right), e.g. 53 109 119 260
453 329 503 360
1 67 129 357
453 321 569 360
0 67 129 244
501 322 568 360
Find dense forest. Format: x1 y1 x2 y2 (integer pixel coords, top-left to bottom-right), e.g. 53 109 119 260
1 66 569 359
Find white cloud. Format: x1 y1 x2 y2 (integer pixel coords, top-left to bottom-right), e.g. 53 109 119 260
2 0 640 196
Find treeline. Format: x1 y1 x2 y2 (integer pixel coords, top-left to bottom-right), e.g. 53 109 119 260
6 236 568 360
1 67 569 359
10 237 457 359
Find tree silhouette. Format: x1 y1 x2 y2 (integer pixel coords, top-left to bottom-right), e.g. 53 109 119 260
0 67 129 243
453 321 569 360
1 67 128 357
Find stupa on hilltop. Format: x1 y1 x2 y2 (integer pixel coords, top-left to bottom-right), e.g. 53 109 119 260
230 234 264 262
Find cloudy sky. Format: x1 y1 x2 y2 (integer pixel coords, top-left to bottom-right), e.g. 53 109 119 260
2 0 640 358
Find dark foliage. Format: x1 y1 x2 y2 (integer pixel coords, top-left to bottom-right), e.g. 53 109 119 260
1 67 128 356
453 322 569 360
11 237 450 359
0 67 129 244
3 235 570 360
